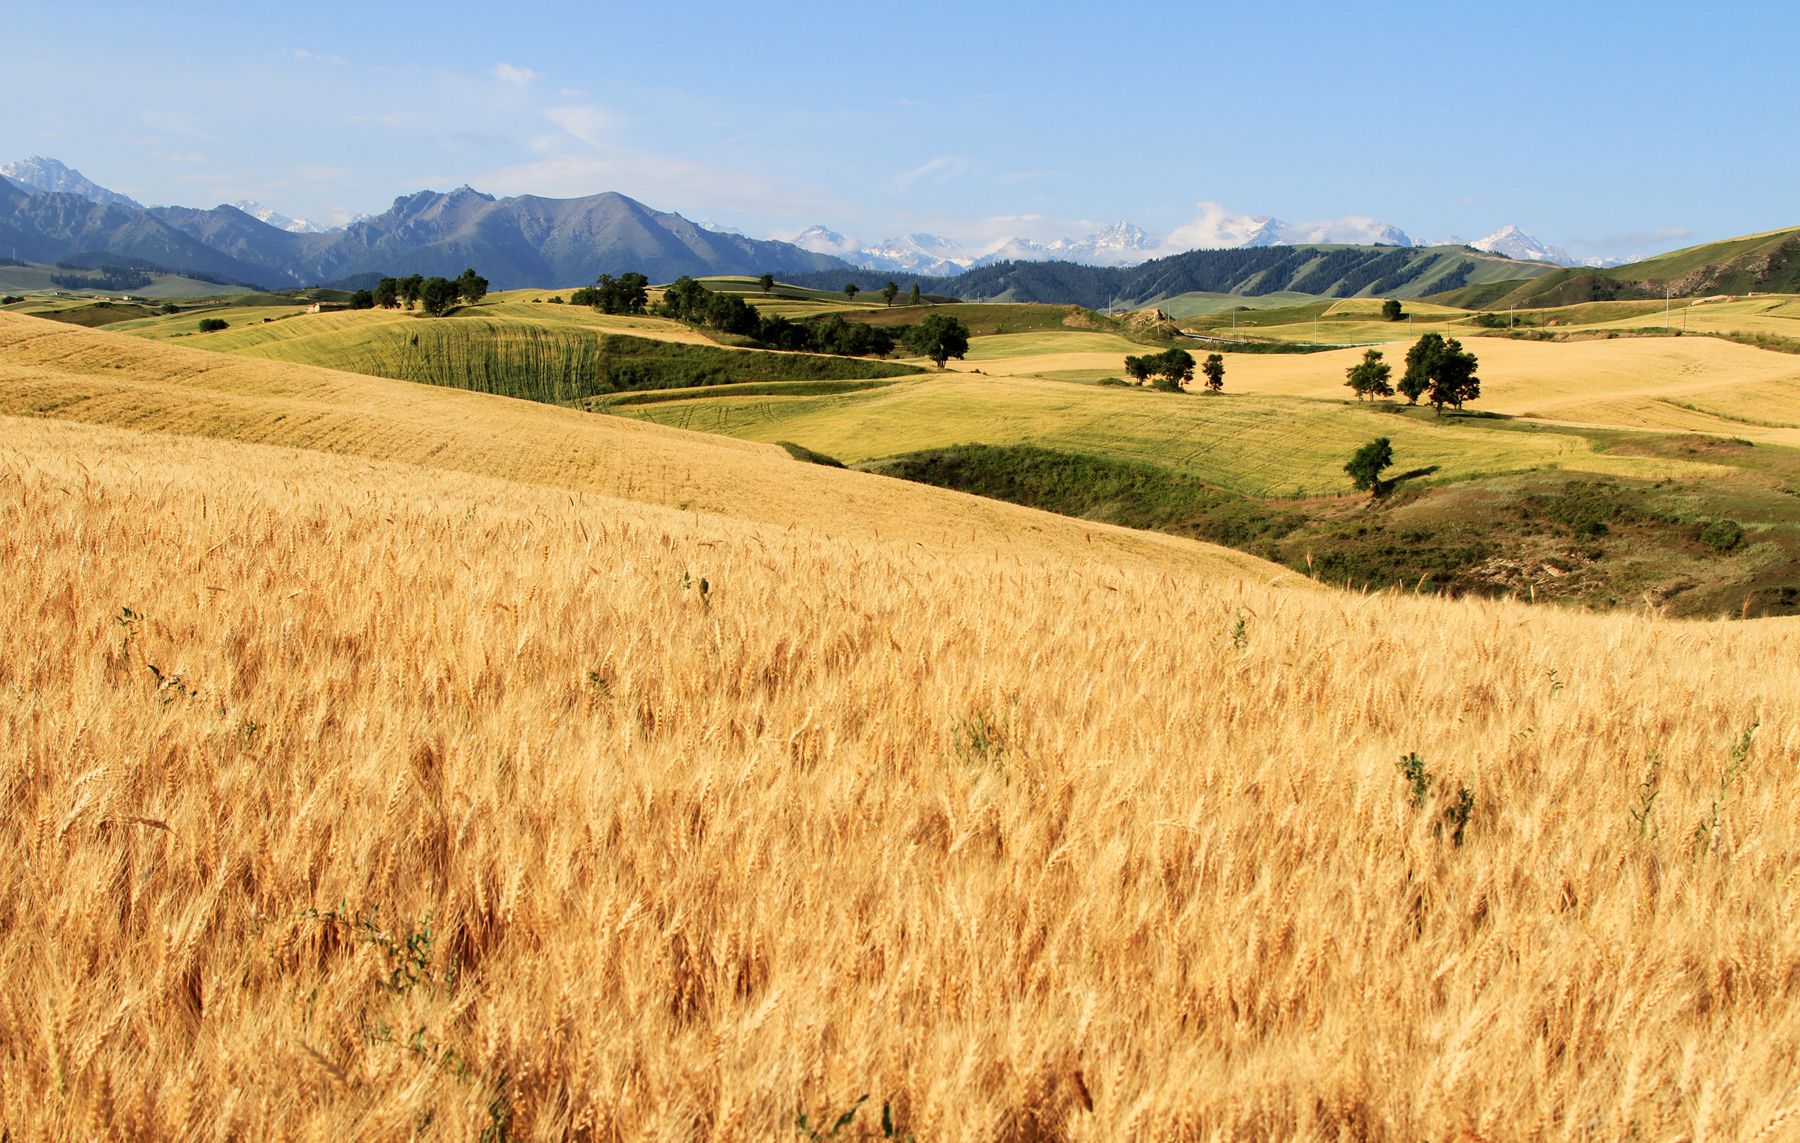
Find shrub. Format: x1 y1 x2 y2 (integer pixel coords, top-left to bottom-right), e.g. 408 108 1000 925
1700 519 1743 552
198 317 229 332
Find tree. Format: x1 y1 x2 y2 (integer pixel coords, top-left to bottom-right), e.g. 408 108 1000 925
882 281 899 307
1426 338 1480 413
1151 347 1195 391
374 278 399 309
843 283 860 300
1123 354 1152 384
909 283 921 306
758 272 775 295
349 288 376 310
399 274 424 311
904 313 970 368
1201 352 1226 392
1344 348 1393 401
419 276 460 316
197 317 229 332
455 267 488 305
582 272 650 315
1398 333 1443 405
1381 298 1404 322
1344 437 1394 495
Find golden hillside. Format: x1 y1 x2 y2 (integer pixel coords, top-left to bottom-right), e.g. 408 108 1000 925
2 313 1798 1139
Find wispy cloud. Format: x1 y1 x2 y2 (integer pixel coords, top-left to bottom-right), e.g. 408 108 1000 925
141 111 220 142
492 62 537 86
1566 226 1693 257
895 155 967 191
544 104 619 148
289 48 348 67
480 152 839 220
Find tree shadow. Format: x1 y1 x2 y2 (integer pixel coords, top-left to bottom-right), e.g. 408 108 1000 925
1374 465 1440 497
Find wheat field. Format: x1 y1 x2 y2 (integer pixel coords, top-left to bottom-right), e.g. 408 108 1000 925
3 313 1800 1140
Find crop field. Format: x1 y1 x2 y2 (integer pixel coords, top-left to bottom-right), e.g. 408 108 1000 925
104 305 920 403
3 311 1799 1138
619 371 1723 497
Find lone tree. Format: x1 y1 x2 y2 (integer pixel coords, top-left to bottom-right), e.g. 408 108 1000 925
882 280 899 307
1201 352 1226 392
905 313 970 368
758 272 775 295
909 283 922 305
1345 436 1394 495
1344 348 1394 401
1401 333 1481 413
1382 298 1405 322
843 282 860 300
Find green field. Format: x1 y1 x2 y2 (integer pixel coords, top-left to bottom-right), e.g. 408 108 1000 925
114 302 922 402
0 261 250 299
615 372 1718 497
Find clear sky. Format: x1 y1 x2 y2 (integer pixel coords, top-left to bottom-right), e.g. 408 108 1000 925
6 0 1795 259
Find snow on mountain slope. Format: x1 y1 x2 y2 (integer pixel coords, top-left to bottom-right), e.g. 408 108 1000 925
231 200 331 234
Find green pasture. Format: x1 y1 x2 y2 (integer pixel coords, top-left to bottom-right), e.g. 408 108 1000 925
613 372 1719 497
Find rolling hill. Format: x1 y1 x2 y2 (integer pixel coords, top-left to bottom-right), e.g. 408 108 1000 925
1437 226 1800 309
2 309 1798 1136
786 243 1558 308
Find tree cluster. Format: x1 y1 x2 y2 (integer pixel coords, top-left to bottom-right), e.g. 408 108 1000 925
1399 333 1480 412
570 272 649 315
1123 347 1196 390
654 276 904 357
371 268 488 316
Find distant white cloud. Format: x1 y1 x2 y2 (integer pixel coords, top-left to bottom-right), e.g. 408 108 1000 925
1164 201 1277 250
544 104 618 148
492 62 537 86
289 48 348 67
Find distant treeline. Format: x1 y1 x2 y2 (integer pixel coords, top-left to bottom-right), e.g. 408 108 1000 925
45 252 257 291
782 244 1501 309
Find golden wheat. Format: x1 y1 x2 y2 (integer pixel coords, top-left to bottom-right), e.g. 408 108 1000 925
1 315 1798 1140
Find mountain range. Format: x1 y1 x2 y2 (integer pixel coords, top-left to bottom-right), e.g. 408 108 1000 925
0 159 849 289
0 155 1650 294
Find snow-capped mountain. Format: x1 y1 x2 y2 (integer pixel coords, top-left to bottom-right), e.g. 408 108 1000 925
791 222 1163 274
1162 202 1413 253
0 156 143 210
231 200 330 234
1467 225 1629 269
1470 225 1574 265
789 228 972 275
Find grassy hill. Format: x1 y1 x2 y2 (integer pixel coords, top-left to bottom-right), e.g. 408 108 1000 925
107 299 922 402
1437 226 1800 309
0 259 256 299
3 310 1799 1136
609 316 1800 615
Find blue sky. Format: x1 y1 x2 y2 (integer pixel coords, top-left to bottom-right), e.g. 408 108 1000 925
6 0 1795 259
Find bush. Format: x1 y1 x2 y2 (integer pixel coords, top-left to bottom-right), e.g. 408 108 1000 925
198 317 229 332
1700 519 1743 552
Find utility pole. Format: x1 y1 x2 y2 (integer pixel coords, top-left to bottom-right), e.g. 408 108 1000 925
1509 304 1514 330
1667 286 1672 331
